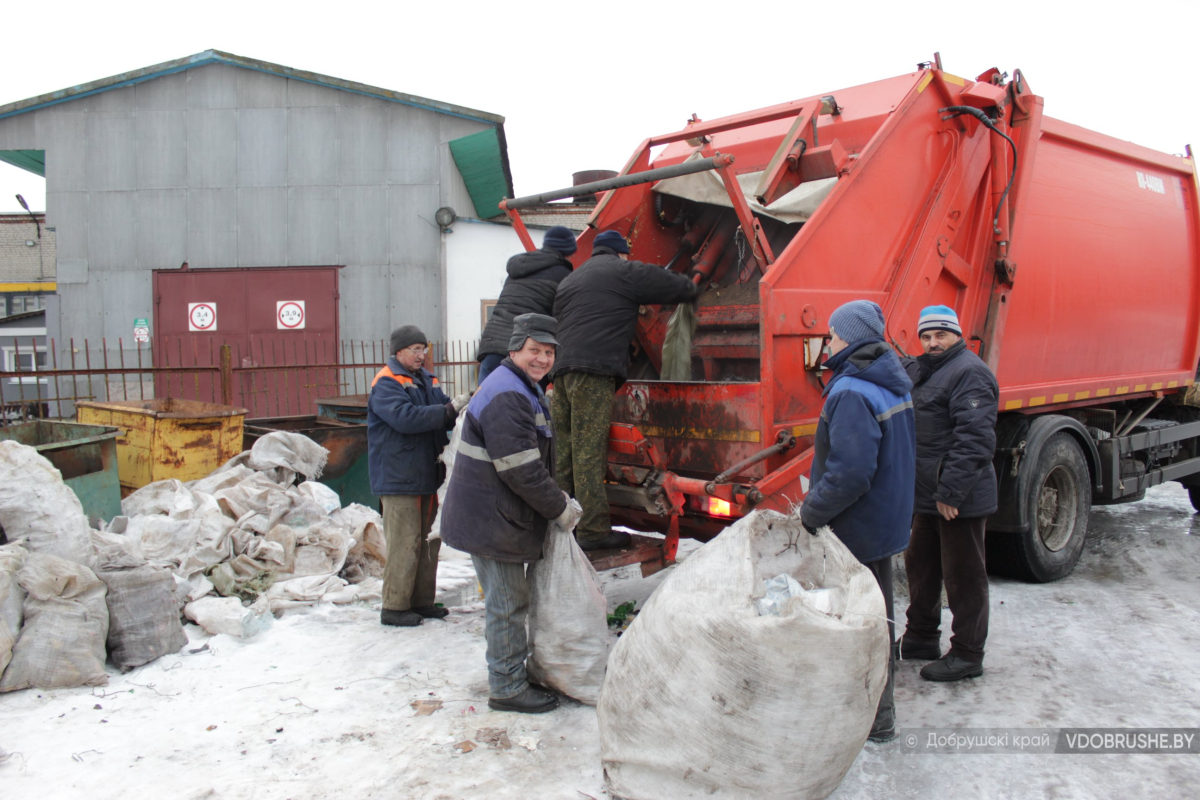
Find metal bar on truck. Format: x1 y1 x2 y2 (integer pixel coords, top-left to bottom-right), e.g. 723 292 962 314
500 154 734 210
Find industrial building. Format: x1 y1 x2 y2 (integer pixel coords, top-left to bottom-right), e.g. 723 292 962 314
0 50 516 409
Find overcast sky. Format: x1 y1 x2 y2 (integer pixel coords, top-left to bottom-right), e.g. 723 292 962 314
2 0 1198 214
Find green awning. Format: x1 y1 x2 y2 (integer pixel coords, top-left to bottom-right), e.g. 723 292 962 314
448 128 513 218
0 150 45 177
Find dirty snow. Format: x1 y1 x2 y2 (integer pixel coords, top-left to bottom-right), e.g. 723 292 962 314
2 486 1200 798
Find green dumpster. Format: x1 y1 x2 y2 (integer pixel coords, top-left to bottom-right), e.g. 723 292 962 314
244 415 376 510
0 420 123 524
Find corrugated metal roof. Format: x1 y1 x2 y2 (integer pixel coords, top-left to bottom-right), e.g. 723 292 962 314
448 127 515 219
0 50 504 125
0 149 45 177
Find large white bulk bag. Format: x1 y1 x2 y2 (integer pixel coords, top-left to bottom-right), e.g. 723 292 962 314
598 510 889 800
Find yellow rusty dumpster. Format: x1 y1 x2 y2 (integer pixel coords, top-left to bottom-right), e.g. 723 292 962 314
76 398 248 494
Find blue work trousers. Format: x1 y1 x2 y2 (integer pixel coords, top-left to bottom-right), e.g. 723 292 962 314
471 554 531 700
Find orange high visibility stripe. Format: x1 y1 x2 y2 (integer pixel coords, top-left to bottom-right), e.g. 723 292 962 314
371 367 414 389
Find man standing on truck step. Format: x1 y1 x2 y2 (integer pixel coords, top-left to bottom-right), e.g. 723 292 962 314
551 229 701 551
367 325 469 628
477 226 577 385
799 299 915 743
899 305 998 681
441 313 581 713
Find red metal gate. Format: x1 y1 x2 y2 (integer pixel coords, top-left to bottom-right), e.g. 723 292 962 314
152 266 341 414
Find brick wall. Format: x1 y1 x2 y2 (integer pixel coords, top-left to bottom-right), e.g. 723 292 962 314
0 214 56 282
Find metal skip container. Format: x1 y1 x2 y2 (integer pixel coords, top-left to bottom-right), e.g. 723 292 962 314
243 413 376 509
76 398 248 494
0 420 123 523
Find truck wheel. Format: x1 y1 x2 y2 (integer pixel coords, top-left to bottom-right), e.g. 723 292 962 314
1009 433 1091 582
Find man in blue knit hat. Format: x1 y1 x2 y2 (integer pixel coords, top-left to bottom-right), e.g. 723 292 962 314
800 299 915 742
477 226 578 384
899 304 998 682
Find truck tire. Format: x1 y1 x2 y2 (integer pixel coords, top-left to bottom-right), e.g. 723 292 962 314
1004 433 1091 583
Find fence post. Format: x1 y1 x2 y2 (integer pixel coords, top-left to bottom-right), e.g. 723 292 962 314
219 345 233 406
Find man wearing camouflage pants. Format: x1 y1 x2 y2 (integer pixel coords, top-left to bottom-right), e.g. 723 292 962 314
551 230 700 551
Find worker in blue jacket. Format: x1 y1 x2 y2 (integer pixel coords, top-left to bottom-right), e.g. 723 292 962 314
367 324 468 628
800 300 916 744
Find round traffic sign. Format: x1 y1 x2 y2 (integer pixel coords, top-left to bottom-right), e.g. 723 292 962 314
189 303 217 331
277 301 305 329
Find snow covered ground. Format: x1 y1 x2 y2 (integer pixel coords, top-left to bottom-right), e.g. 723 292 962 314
2 485 1199 799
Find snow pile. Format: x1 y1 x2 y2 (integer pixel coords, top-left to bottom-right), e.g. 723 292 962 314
0 432 388 692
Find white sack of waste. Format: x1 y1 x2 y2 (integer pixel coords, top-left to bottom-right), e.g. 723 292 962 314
263 573 349 612
91 529 146 570
0 552 110 692
597 510 889 800
0 441 96 567
0 544 28 678
121 479 202 519
293 481 341 514
100 564 187 671
243 431 328 480
429 412 466 540
184 596 268 638
334 504 387 579
527 501 608 705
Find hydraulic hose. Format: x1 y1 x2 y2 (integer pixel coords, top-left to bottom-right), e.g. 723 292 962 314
940 105 1018 234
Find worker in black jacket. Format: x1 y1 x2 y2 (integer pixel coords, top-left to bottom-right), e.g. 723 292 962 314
899 305 999 682
551 230 701 550
477 226 577 384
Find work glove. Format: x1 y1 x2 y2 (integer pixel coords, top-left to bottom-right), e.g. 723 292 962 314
450 393 470 412
443 402 458 425
554 493 583 531
800 518 819 536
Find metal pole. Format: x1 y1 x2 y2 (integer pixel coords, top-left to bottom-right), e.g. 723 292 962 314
501 154 735 210
219 345 233 406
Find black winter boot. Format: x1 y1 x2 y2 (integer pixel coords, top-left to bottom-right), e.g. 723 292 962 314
920 654 983 682
868 708 896 743
488 687 560 714
412 605 449 619
380 609 423 627
900 634 942 661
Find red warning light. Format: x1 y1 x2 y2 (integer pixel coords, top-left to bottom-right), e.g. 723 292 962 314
708 497 733 517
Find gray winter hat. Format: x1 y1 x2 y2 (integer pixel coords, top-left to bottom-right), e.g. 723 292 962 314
508 313 559 351
390 324 427 354
829 300 885 344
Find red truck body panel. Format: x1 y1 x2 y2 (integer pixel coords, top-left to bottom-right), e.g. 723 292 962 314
515 67 1200 541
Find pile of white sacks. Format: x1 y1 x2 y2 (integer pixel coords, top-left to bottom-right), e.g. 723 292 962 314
0 431 386 691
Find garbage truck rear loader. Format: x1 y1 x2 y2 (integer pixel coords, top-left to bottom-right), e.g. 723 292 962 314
501 59 1200 582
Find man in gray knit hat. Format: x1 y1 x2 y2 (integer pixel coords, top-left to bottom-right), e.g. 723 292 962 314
367 324 470 627
801 299 915 742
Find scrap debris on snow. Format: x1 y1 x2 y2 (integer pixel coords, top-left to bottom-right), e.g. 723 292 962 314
0 431 390 691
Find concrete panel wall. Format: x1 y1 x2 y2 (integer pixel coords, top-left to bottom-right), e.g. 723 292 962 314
0 62 496 354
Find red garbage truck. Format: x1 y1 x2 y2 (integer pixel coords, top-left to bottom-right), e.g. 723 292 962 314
501 56 1200 582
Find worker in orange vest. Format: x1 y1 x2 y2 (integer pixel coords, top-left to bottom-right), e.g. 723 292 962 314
367 325 469 627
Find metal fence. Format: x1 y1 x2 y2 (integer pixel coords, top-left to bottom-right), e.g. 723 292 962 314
0 336 479 425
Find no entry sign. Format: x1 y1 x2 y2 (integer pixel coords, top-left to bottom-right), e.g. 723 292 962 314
277 300 306 330
188 302 217 332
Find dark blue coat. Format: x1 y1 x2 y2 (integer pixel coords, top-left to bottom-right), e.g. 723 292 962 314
366 357 453 496
801 338 916 565
441 359 566 563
